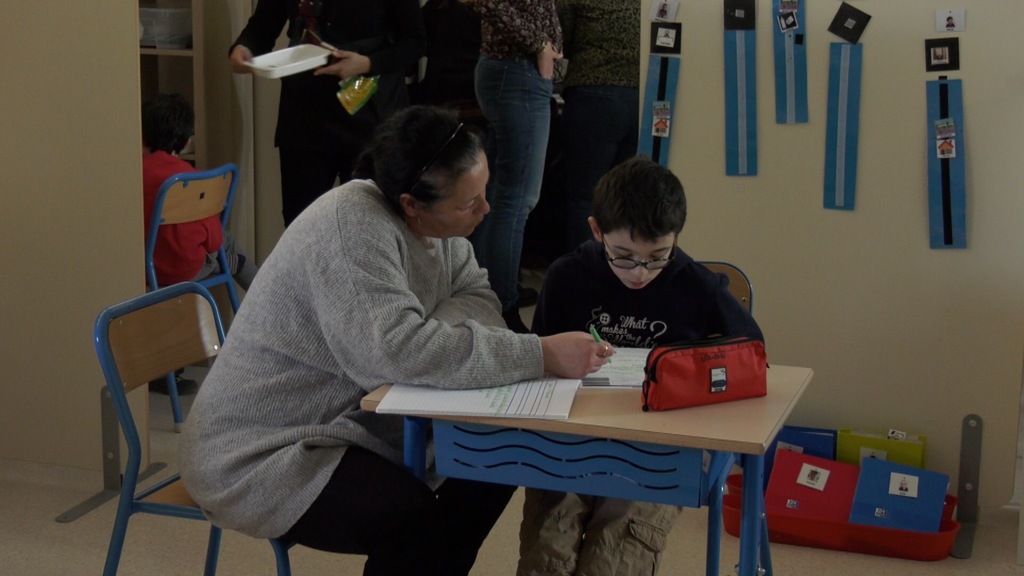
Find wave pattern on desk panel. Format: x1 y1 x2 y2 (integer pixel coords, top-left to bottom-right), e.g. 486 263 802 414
434 422 706 507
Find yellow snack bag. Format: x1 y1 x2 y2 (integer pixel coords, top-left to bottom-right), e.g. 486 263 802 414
337 75 379 115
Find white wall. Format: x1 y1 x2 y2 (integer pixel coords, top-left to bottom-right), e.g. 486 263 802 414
1 1 144 468
640 0 1023 506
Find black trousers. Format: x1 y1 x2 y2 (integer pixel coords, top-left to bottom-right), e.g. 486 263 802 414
278 147 360 226
282 446 516 576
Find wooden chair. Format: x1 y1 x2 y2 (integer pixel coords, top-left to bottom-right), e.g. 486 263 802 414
145 163 239 430
700 261 754 314
94 282 295 575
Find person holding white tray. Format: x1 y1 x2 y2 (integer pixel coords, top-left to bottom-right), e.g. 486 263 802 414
228 0 426 226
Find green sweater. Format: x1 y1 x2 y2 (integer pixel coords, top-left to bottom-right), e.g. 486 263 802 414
557 0 640 89
179 180 543 538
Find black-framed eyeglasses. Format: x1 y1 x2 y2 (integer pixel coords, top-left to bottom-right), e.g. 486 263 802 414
602 239 676 270
410 122 464 193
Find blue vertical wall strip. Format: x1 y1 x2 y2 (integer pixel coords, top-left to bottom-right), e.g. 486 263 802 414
926 79 967 248
772 0 808 124
639 54 681 167
823 43 863 210
724 29 757 175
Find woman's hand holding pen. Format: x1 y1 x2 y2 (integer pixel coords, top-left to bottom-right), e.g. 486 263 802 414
540 332 615 379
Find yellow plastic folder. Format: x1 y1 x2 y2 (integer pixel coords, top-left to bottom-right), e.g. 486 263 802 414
836 428 926 468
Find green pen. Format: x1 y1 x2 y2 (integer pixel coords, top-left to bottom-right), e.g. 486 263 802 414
589 325 611 363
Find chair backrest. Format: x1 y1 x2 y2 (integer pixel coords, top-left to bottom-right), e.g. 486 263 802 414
155 163 237 226
699 261 753 314
145 163 238 292
94 283 225 458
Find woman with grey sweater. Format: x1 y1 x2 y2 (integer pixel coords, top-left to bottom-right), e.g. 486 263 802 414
179 105 612 576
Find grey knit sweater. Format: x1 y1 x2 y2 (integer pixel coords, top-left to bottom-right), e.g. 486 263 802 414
179 180 544 538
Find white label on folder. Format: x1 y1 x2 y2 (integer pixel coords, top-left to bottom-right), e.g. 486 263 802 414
796 463 830 491
776 441 805 455
860 447 888 461
889 473 920 498
887 428 907 440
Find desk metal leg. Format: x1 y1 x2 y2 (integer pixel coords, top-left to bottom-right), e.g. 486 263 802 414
706 480 724 576
760 513 773 576
704 451 734 576
403 416 430 480
739 454 765 576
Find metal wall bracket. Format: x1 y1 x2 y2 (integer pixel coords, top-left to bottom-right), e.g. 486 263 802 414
55 386 165 523
950 414 982 559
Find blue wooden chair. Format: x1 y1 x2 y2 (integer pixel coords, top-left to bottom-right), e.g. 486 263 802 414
146 163 240 431
698 261 770 573
700 260 754 313
94 282 295 575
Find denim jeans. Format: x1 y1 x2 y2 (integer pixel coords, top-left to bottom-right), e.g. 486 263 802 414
560 85 640 253
471 56 553 311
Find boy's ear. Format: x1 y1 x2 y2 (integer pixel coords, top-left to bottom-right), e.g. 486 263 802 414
587 217 603 242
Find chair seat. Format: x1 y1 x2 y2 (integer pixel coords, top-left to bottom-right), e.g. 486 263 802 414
141 478 199 508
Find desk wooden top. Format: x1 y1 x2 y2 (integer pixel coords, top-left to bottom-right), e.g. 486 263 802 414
361 365 812 455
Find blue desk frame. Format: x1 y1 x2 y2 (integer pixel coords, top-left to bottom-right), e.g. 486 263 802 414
365 365 813 576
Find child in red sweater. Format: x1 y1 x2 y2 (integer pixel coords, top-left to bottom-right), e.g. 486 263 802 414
142 93 257 290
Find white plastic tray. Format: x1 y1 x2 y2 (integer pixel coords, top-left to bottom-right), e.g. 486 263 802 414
246 45 332 79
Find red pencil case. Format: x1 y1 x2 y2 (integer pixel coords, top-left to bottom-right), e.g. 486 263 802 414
641 336 767 411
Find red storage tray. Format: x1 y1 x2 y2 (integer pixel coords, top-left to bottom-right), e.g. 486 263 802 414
722 475 959 562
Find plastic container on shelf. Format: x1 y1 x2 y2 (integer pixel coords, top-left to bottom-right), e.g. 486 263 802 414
139 1 193 49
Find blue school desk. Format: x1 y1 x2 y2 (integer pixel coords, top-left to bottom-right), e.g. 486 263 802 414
361 365 813 576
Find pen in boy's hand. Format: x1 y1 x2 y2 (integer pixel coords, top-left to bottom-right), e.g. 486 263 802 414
589 325 612 363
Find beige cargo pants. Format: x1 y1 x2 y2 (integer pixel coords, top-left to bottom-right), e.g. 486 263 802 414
516 488 683 576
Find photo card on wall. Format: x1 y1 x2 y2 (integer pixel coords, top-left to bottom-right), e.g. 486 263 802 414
725 0 756 30
925 38 960 72
651 22 682 55
828 2 871 44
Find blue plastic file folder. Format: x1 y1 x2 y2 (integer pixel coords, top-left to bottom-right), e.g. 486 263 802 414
848 458 949 533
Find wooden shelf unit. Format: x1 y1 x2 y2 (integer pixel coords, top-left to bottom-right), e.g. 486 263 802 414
139 0 205 167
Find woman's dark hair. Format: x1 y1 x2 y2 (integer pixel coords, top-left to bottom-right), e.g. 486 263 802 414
353 105 484 214
592 156 687 242
141 93 194 154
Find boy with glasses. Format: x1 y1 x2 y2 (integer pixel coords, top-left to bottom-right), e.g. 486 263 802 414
518 156 763 576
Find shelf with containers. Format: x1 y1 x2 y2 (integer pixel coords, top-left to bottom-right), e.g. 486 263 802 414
138 0 205 167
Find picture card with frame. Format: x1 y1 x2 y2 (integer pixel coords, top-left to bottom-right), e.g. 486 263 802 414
925 37 960 72
828 2 871 44
724 0 756 30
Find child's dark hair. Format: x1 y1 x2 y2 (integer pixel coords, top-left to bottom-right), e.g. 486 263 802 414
141 93 194 154
353 105 484 214
591 156 687 241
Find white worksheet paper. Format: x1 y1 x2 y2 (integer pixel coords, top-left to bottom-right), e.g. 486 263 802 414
376 377 580 420
581 347 650 387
